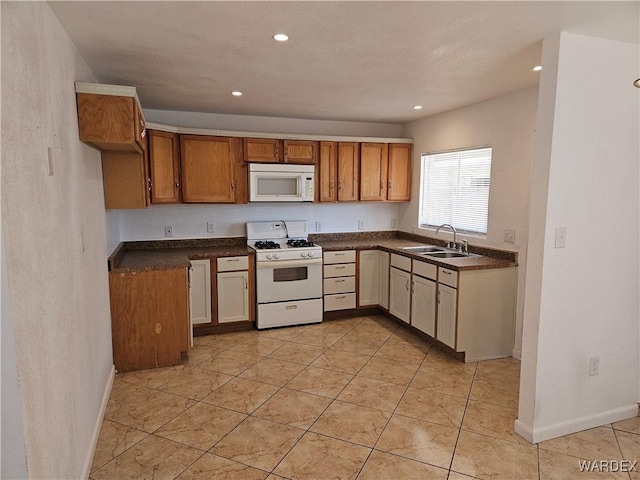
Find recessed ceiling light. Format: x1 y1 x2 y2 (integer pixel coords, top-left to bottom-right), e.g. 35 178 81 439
273 33 289 42
532 65 542 72
231 91 243 96
413 105 423 110
634 78 640 88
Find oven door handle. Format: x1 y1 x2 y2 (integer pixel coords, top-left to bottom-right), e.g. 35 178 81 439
256 258 323 269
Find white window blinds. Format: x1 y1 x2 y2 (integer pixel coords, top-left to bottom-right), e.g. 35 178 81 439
419 147 492 235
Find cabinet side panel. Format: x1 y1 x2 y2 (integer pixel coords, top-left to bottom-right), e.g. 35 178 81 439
77 93 135 146
109 272 155 372
153 269 190 366
457 268 517 362
102 152 147 209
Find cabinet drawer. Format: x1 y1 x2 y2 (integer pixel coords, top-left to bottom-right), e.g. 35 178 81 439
217 256 249 272
324 276 356 294
438 267 458 288
324 263 356 278
324 250 356 264
390 253 411 272
413 260 437 280
324 293 356 311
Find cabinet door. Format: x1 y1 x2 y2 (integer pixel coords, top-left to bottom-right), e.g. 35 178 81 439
379 251 390 309
360 143 388 201
387 143 412 201
284 140 318 164
319 141 337 202
358 250 380 306
389 267 411 323
180 135 236 203
411 275 436 337
437 284 457 349
244 138 282 163
189 260 212 325
337 142 359 201
149 130 180 203
217 271 249 323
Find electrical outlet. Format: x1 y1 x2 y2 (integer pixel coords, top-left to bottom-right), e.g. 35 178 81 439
46 146 54 176
504 229 516 243
164 226 173 237
555 227 567 248
207 222 215 233
315 221 322 232
358 220 364 230
589 356 600 376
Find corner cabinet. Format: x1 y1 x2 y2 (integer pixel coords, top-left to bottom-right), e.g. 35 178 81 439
109 268 190 372
180 135 245 203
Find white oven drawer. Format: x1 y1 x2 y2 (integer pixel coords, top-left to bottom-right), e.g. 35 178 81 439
324 276 355 295
324 263 356 278
217 256 249 272
324 293 356 311
324 250 356 264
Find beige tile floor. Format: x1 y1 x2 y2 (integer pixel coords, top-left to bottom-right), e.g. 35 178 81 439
90 315 639 480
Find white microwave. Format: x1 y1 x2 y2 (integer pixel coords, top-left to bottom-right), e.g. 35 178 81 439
249 163 315 202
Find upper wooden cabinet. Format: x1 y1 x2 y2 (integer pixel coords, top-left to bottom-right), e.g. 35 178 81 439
244 138 318 165
148 130 180 204
244 138 282 163
319 142 338 202
180 135 243 203
337 142 360 202
387 143 412 201
283 140 318 164
77 93 146 153
360 143 389 201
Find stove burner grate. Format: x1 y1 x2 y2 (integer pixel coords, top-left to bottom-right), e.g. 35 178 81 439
287 239 315 248
254 241 281 249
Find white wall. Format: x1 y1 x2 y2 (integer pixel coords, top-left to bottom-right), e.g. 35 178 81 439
517 32 639 443
1 3 114 478
116 110 405 245
119 202 401 242
400 88 539 357
144 109 403 138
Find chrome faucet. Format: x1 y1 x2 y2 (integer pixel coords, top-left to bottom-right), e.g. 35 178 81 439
435 223 457 249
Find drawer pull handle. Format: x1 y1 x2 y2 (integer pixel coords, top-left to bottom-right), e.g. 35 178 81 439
442 270 452 275
285 305 297 310
335 279 346 283
335 295 346 299
335 266 346 269
334 253 346 256
227 259 240 262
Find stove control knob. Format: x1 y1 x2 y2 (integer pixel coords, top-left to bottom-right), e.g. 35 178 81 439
266 253 272 260
307 251 314 258
300 251 306 258
274 253 280 259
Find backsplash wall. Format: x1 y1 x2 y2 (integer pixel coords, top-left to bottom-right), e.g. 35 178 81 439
115 202 402 246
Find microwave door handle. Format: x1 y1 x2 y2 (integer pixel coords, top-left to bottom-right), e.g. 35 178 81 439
298 176 302 197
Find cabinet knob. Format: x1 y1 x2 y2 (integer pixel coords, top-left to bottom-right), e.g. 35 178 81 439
330 180 334 190
388 181 392 190
338 181 343 190
231 181 235 189
175 180 180 189
154 322 162 334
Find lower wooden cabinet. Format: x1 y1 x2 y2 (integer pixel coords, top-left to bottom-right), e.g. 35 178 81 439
109 268 190 372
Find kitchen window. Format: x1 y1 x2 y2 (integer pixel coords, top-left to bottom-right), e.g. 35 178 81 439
419 146 492 235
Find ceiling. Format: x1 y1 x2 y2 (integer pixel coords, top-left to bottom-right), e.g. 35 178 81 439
50 1 639 124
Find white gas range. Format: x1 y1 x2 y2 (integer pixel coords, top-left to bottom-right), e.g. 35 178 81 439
247 221 323 329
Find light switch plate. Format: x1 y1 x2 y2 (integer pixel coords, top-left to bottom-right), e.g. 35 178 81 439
358 220 364 230
555 227 567 248
315 221 322 232
207 222 215 233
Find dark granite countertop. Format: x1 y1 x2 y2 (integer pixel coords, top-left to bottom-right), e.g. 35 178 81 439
108 232 517 273
108 238 253 273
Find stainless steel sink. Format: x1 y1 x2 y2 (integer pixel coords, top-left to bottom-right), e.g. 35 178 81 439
401 245 446 253
423 251 470 258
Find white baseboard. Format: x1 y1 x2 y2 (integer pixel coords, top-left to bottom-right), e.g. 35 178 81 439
81 364 115 479
512 348 522 360
516 404 638 444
